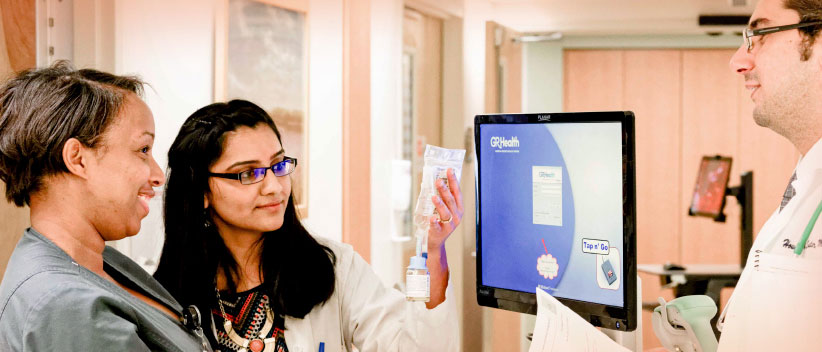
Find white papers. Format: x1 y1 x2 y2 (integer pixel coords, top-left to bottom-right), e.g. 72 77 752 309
529 287 630 352
533 166 563 226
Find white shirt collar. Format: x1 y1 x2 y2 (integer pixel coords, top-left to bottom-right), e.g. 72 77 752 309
791 137 822 196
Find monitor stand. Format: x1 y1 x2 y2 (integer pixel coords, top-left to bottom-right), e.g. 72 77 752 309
601 275 642 351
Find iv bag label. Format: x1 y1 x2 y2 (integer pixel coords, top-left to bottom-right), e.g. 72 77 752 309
532 166 563 226
421 166 450 216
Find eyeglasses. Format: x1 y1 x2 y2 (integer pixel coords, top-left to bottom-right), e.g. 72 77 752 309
209 157 297 185
743 21 822 52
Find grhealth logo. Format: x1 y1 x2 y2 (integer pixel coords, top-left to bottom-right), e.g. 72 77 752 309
489 136 520 149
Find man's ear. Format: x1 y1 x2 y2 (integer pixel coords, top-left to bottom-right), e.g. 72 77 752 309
204 193 210 209
62 138 90 179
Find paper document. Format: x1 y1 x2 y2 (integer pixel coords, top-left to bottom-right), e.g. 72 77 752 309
529 287 629 352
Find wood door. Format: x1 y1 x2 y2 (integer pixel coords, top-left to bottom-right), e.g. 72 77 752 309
564 50 623 112
400 5 444 288
485 21 522 114
623 50 683 349
0 0 36 281
484 21 525 352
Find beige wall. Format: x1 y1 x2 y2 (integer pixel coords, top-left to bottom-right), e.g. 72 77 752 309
0 0 35 282
565 49 797 349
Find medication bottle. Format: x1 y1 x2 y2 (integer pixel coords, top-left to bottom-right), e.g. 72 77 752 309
405 255 430 302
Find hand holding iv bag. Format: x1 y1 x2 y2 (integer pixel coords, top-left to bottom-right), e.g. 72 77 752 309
406 145 465 302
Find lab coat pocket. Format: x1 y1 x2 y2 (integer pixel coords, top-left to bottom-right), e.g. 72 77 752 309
739 253 822 351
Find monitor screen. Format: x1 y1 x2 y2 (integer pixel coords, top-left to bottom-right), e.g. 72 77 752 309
688 156 732 219
475 112 637 331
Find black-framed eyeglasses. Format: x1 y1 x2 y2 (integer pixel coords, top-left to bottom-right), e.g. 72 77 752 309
209 157 297 185
743 21 822 52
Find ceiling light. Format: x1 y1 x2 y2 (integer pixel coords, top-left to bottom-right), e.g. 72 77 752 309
513 32 563 43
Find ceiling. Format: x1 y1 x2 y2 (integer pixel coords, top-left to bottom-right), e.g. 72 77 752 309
488 0 757 35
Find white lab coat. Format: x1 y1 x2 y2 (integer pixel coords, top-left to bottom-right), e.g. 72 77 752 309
717 139 822 351
280 237 459 352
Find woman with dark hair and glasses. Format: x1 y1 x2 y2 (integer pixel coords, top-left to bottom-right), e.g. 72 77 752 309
0 62 211 351
153 99 460 352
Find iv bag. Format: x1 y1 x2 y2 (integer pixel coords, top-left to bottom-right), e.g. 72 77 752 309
412 145 466 236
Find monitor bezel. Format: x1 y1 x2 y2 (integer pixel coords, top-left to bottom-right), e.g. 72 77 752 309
474 111 638 331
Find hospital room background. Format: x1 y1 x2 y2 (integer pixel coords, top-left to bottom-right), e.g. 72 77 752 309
0 0 792 350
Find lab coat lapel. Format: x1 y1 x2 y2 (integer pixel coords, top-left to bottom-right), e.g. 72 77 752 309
283 305 346 352
718 170 822 351
749 169 822 255
284 315 314 352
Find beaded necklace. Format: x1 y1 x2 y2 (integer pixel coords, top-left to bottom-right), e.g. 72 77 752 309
214 287 287 352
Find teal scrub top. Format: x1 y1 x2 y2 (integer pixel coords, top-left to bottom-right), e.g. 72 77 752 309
0 228 212 351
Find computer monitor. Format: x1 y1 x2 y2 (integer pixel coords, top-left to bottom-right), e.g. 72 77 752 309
688 156 733 220
475 111 637 331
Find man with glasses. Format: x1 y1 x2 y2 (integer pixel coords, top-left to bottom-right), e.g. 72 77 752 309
720 0 822 350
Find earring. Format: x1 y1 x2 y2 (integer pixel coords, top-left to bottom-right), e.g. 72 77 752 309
204 209 212 228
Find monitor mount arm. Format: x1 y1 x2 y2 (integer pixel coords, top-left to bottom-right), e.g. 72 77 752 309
716 172 753 268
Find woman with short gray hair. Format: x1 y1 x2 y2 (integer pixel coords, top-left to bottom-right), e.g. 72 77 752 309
0 62 212 351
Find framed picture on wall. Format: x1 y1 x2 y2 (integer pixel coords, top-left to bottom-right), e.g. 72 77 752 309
215 0 310 217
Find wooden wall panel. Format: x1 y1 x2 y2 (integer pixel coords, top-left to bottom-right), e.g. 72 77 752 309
484 22 498 113
342 0 371 261
625 50 682 265
418 14 442 147
401 9 445 268
485 21 525 352
0 0 35 282
484 22 522 115
500 28 522 113
0 184 28 281
0 0 34 73
680 50 741 264
564 50 623 112
622 50 682 349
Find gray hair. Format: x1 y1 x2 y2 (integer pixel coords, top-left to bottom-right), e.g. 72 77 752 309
0 61 145 206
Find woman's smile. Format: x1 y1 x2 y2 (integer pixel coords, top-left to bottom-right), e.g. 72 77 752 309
256 200 284 211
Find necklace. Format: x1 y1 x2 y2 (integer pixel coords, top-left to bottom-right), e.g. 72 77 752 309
215 287 278 352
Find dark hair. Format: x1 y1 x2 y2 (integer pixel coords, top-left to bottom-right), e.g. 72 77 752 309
153 100 336 346
0 61 143 206
784 0 822 60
